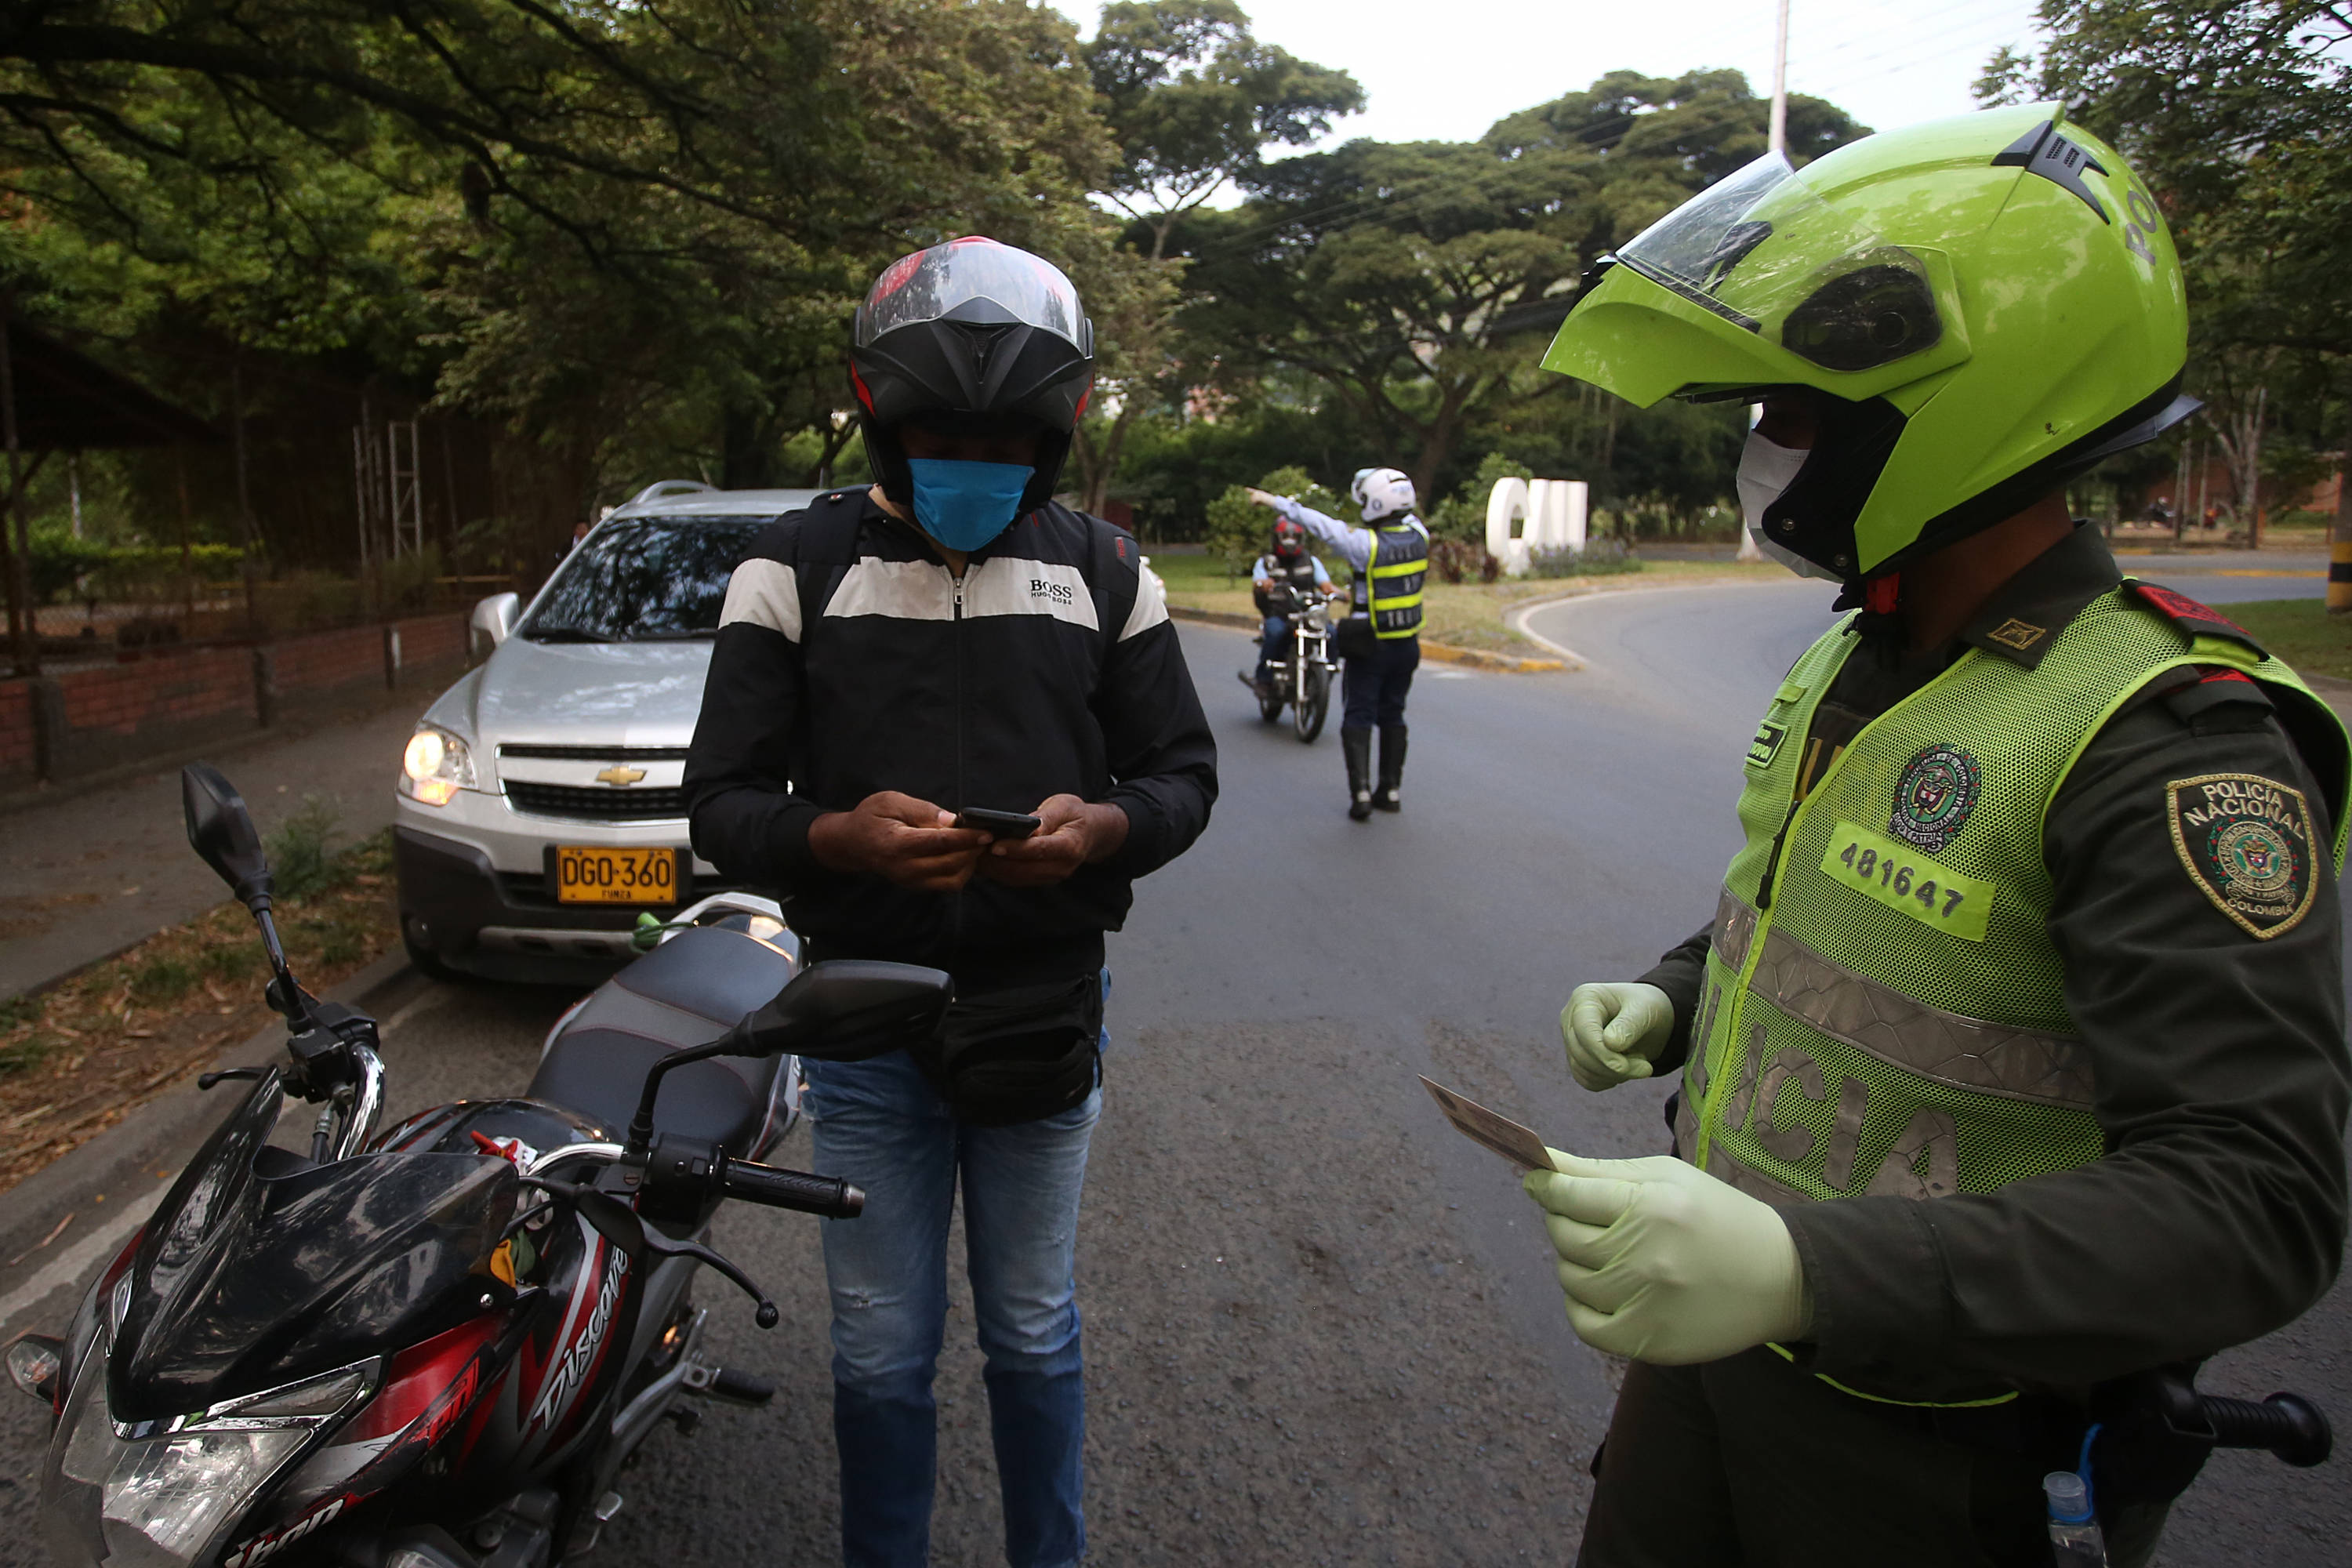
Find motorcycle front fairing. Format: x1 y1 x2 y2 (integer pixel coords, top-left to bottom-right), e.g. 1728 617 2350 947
111 1073 521 1422
41 1072 523 1568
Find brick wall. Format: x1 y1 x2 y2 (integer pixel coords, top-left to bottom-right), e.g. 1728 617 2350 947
0 680 34 788
395 614 467 670
2 613 469 793
52 647 260 776
274 626 386 701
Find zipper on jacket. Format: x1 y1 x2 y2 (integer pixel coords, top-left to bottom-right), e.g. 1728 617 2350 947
950 565 967 965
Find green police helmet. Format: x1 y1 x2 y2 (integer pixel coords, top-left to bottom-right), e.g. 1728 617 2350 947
1544 103 2194 579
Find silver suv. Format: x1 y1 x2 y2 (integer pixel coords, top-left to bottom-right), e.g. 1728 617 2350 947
394 481 822 983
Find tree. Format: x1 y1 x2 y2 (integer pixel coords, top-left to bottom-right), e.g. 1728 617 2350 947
1170 71 1867 502
1982 3 2352 557
1084 0 1362 261
1069 1 1358 514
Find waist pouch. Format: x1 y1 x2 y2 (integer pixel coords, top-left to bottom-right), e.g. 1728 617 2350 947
916 971 1101 1127
1334 612 1377 659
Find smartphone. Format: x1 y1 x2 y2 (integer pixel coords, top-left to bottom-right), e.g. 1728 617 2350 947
953 807 1042 839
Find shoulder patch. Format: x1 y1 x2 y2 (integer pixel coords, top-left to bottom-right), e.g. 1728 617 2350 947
2125 580 2266 655
2165 772 2318 938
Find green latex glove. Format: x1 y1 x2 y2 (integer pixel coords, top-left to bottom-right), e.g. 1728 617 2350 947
1559 982 1675 1092
1522 1148 1811 1365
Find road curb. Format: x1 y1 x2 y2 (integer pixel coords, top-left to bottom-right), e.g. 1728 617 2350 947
1165 604 1567 673
0 948 419 1334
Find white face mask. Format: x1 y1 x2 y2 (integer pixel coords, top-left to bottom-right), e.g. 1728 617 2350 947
1736 430 1841 581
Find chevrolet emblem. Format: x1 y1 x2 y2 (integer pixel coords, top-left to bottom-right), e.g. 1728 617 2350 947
595 764 647 787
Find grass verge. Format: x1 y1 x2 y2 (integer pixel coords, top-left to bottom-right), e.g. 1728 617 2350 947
0 826 400 1196
1149 550 1786 654
2212 600 2352 684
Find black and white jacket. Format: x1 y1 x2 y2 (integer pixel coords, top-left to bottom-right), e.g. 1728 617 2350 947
684 490 1217 982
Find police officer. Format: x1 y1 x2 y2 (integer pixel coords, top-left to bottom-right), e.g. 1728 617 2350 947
1241 517 1340 701
1519 107 2350 1566
1247 470 1428 818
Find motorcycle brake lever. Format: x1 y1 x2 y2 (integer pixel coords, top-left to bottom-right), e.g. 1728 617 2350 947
638 1232 781 1330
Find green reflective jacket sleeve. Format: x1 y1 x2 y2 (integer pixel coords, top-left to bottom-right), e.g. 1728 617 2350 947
1778 694 2350 1396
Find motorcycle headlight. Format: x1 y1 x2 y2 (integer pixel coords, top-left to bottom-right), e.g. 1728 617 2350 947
42 1338 375 1568
401 724 477 807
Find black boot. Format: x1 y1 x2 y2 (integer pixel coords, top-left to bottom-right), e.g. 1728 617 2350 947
1341 727 1374 821
1373 723 1407 811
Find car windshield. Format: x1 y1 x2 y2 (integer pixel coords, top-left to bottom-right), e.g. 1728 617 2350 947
521 514 768 642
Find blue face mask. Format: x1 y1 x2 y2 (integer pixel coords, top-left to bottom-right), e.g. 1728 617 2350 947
906 458 1034 552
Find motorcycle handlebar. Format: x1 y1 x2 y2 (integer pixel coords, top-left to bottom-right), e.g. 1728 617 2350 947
719 1157 865 1220
2198 1392 2332 1468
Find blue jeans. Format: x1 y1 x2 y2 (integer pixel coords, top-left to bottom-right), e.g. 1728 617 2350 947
1255 615 1291 682
803 1048 1102 1568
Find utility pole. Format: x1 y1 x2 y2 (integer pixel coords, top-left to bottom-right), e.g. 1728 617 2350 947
1768 0 1791 156
1737 0 1795 567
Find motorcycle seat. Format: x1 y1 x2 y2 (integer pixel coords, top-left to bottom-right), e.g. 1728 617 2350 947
527 927 795 1159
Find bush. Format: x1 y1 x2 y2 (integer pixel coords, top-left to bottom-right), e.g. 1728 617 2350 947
267 796 345 898
1428 538 1502 584
1526 537 1644 578
27 530 245 604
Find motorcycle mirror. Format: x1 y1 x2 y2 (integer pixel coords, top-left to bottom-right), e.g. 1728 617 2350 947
726 960 954 1063
182 764 274 909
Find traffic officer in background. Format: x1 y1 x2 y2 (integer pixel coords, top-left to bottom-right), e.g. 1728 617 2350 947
1241 517 1340 701
1247 470 1428 818
1519 106 2350 1565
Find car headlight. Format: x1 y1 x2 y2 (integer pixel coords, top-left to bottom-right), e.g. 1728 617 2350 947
401 724 477 807
41 1335 375 1568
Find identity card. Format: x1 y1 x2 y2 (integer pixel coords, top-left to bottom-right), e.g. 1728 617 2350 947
1418 1076 1552 1174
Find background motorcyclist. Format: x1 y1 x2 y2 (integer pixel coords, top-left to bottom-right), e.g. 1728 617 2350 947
1243 517 1341 699
1246 469 1428 818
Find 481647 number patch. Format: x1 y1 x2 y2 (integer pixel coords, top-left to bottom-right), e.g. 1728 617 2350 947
1820 822 1996 942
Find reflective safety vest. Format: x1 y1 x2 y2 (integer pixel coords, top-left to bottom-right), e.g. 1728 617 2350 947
1684 588 2349 1370
1350 521 1428 640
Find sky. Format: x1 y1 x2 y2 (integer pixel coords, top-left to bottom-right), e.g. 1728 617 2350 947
1052 0 2049 156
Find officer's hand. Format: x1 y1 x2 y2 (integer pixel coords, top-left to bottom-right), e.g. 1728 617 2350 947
1560 982 1675 1091
1244 488 1281 509
1523 1149 1810 1366
981 793 1129 887
808 791 989 892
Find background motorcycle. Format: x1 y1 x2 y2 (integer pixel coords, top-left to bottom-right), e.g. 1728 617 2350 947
1250 585 1338 743
2 764 949 1568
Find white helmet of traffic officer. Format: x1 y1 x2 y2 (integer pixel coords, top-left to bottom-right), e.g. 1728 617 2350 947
1351 467 1416 523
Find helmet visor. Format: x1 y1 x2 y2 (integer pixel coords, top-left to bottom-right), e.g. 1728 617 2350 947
857 238 1086 350
1618 152 1947 376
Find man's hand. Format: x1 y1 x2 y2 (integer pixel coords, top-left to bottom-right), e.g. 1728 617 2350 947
1560 982 1675 1091
1522 1149 1810 1365
982 793 1130 887
1244 488 1281 509
807 792 989 891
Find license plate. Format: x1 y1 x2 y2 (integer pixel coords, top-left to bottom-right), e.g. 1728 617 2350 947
553 846 682 906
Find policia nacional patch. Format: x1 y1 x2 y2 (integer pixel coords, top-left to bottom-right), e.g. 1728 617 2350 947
2166 772 2319 938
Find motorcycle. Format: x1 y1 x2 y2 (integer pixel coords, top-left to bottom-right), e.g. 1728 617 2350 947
1244 586 1338 743
2 763 950 1568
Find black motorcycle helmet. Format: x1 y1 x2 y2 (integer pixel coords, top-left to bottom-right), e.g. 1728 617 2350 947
1272 519 1308 561
849 238 1095 517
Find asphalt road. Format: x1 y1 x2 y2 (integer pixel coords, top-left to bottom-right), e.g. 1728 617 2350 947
3 569 2345 1566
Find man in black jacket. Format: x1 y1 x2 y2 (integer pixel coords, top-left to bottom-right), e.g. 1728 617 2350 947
684 238 1215 1568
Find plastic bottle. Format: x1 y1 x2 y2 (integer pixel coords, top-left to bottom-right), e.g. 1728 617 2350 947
2043 1471 2109 1567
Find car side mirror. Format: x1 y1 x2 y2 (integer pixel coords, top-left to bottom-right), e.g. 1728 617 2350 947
182 763 273 909
470 593 520 659
729 960 953 1063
